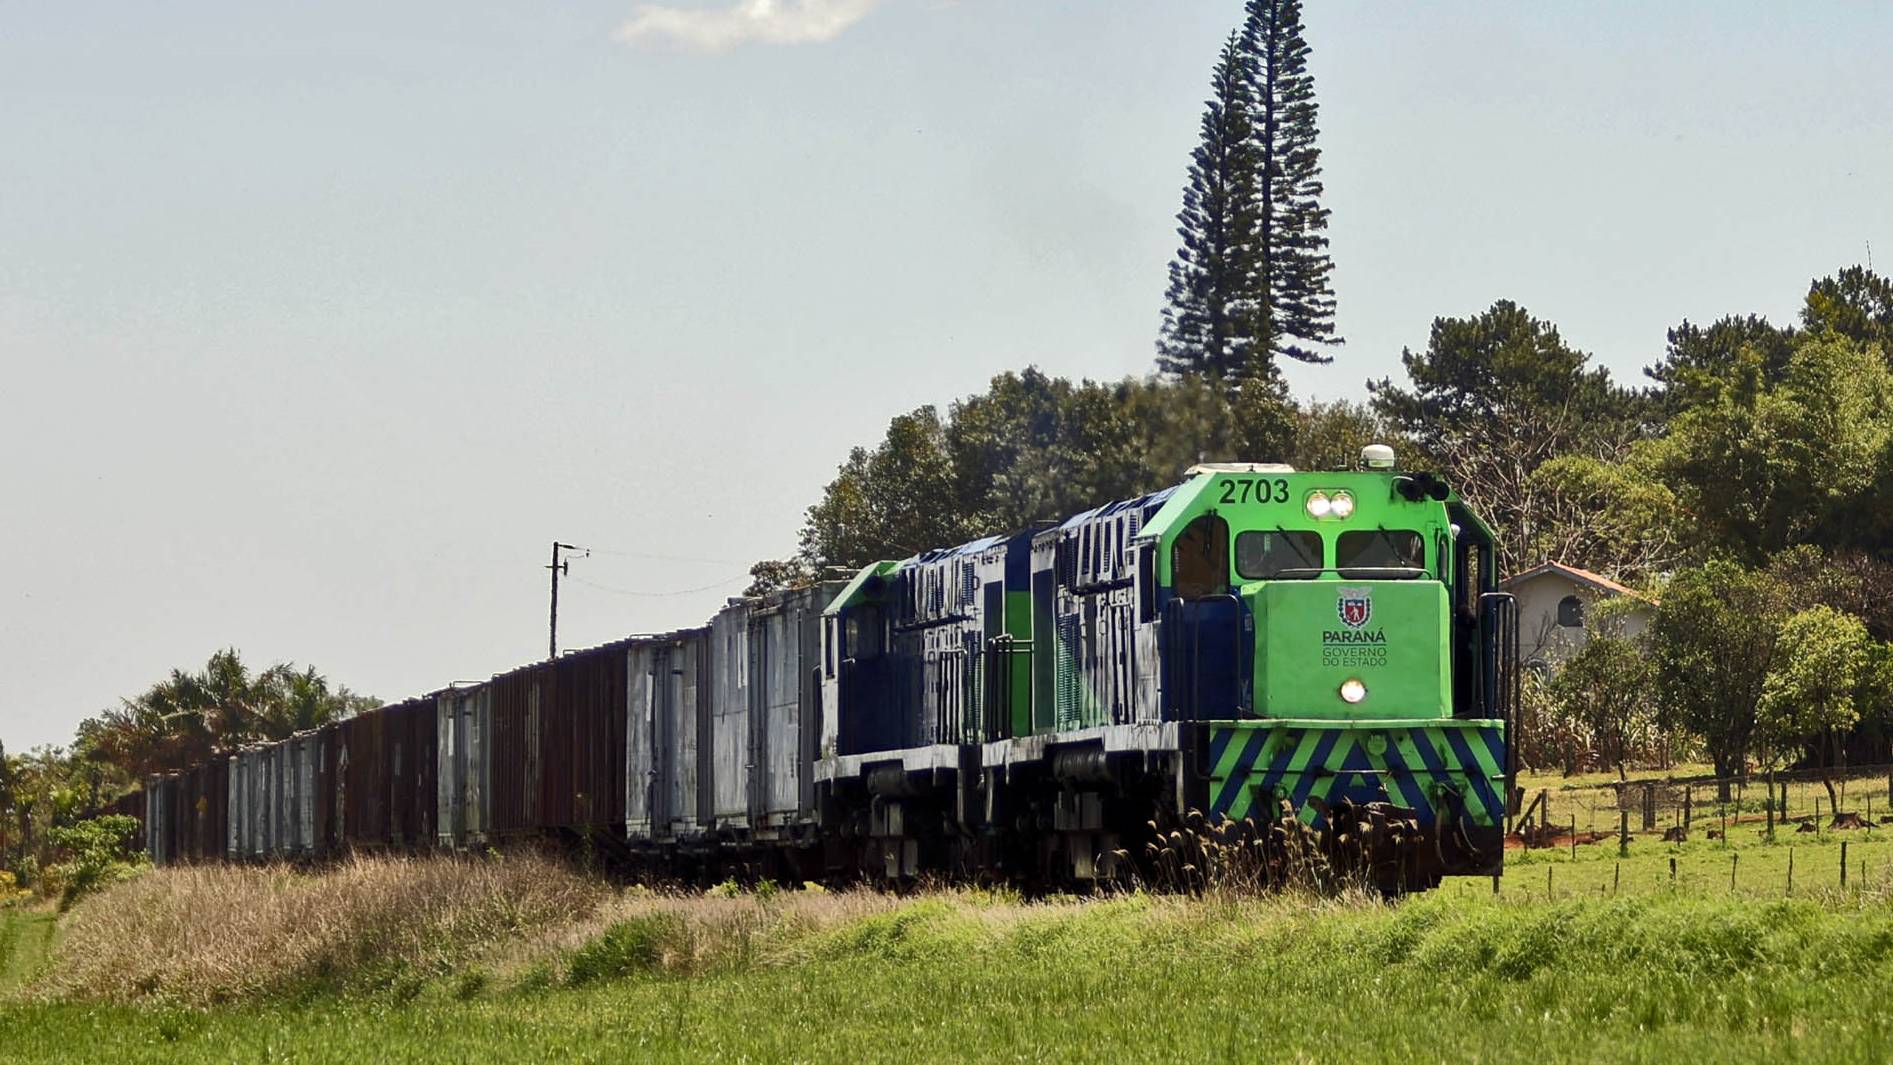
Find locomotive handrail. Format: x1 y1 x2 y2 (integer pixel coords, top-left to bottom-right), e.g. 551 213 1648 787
1478 591 1519 797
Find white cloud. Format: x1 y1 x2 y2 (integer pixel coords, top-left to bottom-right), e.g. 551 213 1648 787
614 0 884 54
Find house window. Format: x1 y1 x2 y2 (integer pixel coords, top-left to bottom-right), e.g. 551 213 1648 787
1557 595 1585 628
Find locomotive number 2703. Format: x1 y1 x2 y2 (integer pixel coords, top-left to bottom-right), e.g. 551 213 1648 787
1218 478 1290 505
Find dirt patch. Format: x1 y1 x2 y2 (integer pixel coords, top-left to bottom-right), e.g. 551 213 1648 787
1506 829 1613 851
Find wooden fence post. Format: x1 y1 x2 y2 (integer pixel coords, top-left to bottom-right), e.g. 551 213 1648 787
1766 770 1775 838
1788 847 1795 896
1684 786 1693 828
1731 852 1738 892
1619 810 1630 857
1842 841 1849 888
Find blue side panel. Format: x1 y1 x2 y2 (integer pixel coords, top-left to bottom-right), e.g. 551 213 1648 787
1160 596 1253 720
839 655 897 754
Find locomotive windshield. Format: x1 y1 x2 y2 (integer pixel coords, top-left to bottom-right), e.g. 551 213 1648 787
1335 529 1426 577
1234 530 1323 580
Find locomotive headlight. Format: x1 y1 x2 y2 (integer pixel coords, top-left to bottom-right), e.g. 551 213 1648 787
1305 492 1332 518
1329 491 1355 518
1339 678 1368 704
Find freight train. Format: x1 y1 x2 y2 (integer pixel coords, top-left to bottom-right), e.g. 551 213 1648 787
142 448 1518 891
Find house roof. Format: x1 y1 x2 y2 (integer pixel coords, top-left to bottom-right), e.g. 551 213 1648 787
1501 561 1653 602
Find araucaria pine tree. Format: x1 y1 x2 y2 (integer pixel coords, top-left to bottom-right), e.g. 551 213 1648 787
1159 1 1338 383
1157 32 1265 383
1246 0 1337 365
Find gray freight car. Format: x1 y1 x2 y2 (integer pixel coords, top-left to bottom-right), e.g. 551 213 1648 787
625 581 841 868
435 684 491 849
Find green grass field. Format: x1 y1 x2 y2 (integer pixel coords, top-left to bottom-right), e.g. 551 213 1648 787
4 826 1893 1064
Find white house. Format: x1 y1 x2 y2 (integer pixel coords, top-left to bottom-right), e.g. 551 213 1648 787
1500 561 1654 673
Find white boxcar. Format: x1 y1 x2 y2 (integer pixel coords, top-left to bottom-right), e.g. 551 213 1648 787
748 582 842 834
626 628 707 840
436 685 491 848
708 601 751 829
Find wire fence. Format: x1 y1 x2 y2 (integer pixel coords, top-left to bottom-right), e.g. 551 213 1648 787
1470 765 1893 902
1508 763 1893 845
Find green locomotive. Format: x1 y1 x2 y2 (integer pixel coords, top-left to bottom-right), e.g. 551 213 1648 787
816 446 1517 890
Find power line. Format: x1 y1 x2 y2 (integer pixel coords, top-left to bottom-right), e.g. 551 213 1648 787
566 573 749 598
581 545 750 567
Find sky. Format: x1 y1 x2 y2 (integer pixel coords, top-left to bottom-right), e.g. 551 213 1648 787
3 1 1890 752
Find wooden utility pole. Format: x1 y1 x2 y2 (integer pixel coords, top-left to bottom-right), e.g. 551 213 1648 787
548 542 586 660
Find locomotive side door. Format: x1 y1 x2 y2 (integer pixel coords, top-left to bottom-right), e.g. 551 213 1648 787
1163 513 1246 720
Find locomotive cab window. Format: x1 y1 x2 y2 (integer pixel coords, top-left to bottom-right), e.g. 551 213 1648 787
1234 530 1324 580
1136 541 1157 622
1171 513 1229 599
844 606 885 659
1336 529 1426 578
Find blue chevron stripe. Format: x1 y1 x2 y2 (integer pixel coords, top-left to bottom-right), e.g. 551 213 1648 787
1313 739 1383 827
1377 739 1435 821
1212 729 1267 817
1207 727 1236 773
1408 727 1451 786
1481 727 1507 773
1286 730 1341 817
1249 732 1300 818
1445 729 1503 824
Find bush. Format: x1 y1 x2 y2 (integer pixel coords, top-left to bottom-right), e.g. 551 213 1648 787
0 869 31 907
566 914 688 987
43 815 145 909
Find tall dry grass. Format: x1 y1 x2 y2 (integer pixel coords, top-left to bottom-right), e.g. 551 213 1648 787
512 887 900 984
28 849 1401 1008
36 852 604 1005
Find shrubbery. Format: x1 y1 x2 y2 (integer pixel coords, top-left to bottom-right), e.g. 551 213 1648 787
40 815 145 909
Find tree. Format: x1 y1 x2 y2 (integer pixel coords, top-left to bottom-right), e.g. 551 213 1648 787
0 739 13 865
1756 606 1873 811
1646 561 1789 798
798 406 972 570
1651 333 1893 563
1526 453 1679 586
1158 1 1339 386
796 370 1283 571
1548 603 1657 779
1804 265 1893 353
744 559 814 598
1367 300 1654 572
75 650 377 779
1286 398 1386 472
1231 367 1298 463
1157 32 1266 384
1645 314 1795 415
1242 0 1338 367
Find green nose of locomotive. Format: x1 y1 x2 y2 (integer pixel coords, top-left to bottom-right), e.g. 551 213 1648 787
1168 454 1513 884
1245 579 1450 719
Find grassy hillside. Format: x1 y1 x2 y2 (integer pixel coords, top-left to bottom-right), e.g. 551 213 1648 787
5 853 1893 1063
